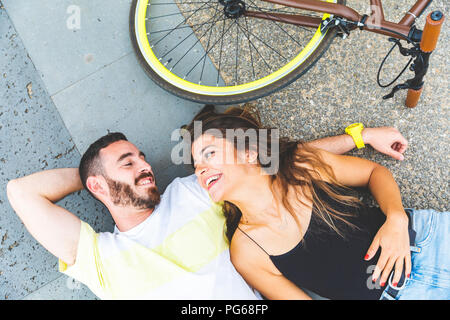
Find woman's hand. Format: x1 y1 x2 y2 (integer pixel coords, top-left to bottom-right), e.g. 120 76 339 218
362 127 408 161
365 213 411 287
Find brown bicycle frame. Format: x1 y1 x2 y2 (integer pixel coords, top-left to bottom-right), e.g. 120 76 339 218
245 0 433 40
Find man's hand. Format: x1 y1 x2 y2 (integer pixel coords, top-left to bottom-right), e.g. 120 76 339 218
362 127 408 161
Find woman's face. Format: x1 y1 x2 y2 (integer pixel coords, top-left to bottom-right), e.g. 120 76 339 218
192 133 252 202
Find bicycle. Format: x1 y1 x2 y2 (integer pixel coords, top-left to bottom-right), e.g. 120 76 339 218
129 0 444 107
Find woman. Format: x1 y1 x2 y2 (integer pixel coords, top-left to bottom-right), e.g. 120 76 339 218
185 104 449 300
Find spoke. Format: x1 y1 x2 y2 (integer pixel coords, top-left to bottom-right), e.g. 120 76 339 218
148 6 214 19
150 1 213 47
246 6 298 15
246 5 320 18
170 4 223 71
243 15 256 80
246 0 314 34
160 8 222 60
235 19 288 61
199 2 221 84
184 19 238 79
217 18 227 85
235 21 239 85
148 18 227 35
159 27 196 60
236 19 272 73
149 1 212 5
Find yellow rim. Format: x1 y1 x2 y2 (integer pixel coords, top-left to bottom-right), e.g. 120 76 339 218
135 0 336 96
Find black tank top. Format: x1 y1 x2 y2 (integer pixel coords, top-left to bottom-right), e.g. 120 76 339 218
240 183 388 300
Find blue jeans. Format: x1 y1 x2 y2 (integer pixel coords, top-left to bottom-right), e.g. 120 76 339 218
379 209 450 300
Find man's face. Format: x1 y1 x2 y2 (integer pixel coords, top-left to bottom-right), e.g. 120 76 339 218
99 140 160 210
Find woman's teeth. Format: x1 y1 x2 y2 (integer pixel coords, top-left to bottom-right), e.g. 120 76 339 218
206 175 220 187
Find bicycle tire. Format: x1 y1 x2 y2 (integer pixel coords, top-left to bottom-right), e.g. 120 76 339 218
130 0 345 104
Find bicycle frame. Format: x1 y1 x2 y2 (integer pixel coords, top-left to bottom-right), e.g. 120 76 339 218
245 0 433 40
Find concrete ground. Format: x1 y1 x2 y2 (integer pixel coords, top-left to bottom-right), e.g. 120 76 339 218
0 0 448 300
0 0 206 300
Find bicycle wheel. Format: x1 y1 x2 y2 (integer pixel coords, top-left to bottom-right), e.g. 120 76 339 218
130 0 345 104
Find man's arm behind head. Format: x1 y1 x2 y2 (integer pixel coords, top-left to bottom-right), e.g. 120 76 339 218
6 168 82 266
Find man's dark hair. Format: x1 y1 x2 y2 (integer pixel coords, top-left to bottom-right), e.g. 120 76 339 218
79 132 128 198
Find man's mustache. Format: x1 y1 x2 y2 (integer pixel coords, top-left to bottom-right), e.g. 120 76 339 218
135 172 155 185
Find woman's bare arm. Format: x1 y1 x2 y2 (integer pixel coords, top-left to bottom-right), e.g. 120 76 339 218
314 149 411 287
305 127 408 160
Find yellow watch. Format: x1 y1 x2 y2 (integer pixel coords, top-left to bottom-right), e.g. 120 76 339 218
345 123 365 149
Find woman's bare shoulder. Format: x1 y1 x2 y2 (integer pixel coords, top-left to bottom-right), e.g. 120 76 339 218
230 226 282 276
230 225 263 255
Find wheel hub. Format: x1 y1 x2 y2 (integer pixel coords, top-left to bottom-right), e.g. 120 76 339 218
219 0 246 19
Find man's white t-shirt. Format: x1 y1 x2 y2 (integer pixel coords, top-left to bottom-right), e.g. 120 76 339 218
59 174 258 300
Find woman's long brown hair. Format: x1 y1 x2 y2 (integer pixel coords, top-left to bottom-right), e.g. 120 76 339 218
185 104 360 243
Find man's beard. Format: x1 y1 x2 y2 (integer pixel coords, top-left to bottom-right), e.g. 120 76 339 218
105 172 161 210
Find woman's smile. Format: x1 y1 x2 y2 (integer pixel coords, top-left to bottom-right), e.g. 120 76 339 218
205 173 223 191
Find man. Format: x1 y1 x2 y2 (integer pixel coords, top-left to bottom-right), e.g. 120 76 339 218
6 125 407 299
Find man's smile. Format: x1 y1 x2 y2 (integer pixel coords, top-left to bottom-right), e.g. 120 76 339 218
136 174 155 187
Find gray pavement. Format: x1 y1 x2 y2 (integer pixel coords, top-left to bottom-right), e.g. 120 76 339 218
0 0 448 300
0 5 104 299
0 0 204 300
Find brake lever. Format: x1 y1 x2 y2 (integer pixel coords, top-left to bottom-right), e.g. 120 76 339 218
388 38 414 56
